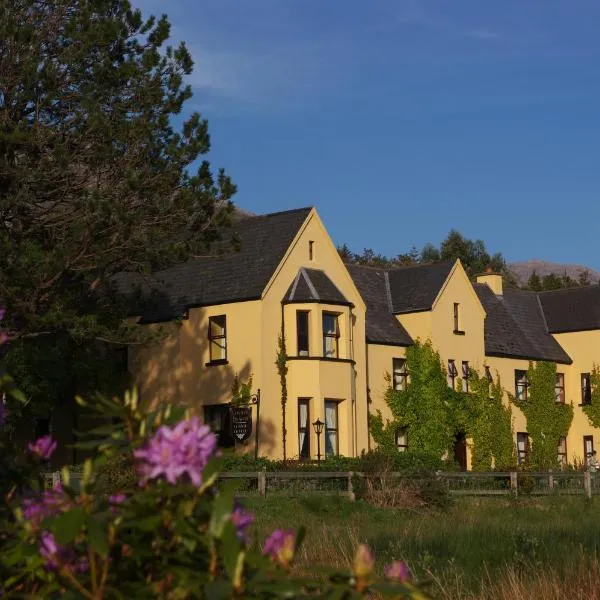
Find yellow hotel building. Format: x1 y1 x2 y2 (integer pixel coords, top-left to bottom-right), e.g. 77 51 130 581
123 207 600 468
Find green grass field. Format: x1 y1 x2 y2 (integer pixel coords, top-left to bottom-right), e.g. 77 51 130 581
245 495 600 599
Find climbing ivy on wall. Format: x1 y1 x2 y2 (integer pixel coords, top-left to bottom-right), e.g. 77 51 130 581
510 361 573 469
468 372 514 470
369 339 514 470
582 365 600 428
369 340 454 460
275 333 288 462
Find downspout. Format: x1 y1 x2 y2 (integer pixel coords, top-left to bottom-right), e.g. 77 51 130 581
279 302 288 463
349 306 357 457
365 341 371 452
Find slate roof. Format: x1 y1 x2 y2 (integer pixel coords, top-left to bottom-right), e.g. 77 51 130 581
347 265 413 346
474 284 572 364
387 261 455 314
115 207 312 323
284 268 351 305
538 285 600 333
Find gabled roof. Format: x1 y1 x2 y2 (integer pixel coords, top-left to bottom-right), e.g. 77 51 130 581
387 261 455 314
474 284 572 364
116 207 312 323
284 268 351 306
347 265 413 347
538 285 600 333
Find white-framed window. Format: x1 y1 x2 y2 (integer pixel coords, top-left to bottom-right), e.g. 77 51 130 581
515 370 529 401
582 373 592 405
298 399 310 459
324 400 339 457
208 315 227 362
555 373 565 404
557 436 567 467
392 358 408 391
322 313 339 358
448 359 458 389
584 435 595 466
461 361 470 393
517 432 529 465
296 311 310 356
395 426 408 452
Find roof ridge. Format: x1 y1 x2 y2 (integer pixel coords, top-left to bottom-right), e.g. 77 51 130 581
535 293 550 333
300 268 320 300
538 284 600 296
384 271 393 314
387 259 455 273
287 270 303 301
248 206 313 219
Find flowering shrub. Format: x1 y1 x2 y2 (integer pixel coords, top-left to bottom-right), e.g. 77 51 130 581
0 388 430 598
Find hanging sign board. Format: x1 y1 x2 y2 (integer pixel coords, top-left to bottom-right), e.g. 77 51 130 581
231 406 252 442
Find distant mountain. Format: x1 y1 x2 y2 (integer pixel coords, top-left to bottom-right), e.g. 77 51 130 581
509 260 600 286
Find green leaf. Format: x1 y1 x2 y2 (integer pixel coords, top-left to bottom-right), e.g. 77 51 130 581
295 525 306 553
47 506 86 544
87 517 108 555
220 522 243 582
209 482 236 539
204 581 233 600
131 515 162 531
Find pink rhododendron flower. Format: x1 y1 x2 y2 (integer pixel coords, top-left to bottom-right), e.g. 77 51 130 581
134 417 216 486
231 504 254 543
28 435 57 460
384 560 411 583
39 532 60 570
263 529 295 567
23 484 69 527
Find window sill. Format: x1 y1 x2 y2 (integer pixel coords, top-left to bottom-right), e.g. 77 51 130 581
579 403 592 407
288 356 356 365
453 329 466 336
205 359 229 367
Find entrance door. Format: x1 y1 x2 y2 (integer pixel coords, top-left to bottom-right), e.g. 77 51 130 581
453 432 467 471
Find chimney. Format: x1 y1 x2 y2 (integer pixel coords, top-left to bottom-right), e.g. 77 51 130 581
476 267 503 295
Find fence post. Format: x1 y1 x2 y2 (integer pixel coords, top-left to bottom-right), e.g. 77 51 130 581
584 471 592 499
510 471 518 497
258 468 267 497
548 471 554 492
52 471 61 488
347 471 355 502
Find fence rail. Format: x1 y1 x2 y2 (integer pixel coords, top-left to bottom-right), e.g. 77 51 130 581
44 469 599 499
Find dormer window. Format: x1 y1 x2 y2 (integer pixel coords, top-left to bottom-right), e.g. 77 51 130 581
453 303 464 335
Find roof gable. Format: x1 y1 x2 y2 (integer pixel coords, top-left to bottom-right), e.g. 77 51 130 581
387 261 455 314
347 265 413 347
284 268 351 305
474 284 572 364
538 285 600 333
117 207 312 323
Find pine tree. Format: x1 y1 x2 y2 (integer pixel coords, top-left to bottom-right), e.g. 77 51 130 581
1 0 236 341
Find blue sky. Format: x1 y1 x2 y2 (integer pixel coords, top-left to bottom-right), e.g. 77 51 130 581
133 0 600 269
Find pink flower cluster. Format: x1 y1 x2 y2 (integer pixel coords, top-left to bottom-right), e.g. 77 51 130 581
39 532 88 573
134 417 217 486
28 435 57 460
263 529 295 568
231 503 254 544
22 484 70 528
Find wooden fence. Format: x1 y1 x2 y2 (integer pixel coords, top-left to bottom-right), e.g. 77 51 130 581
46 470 600 499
